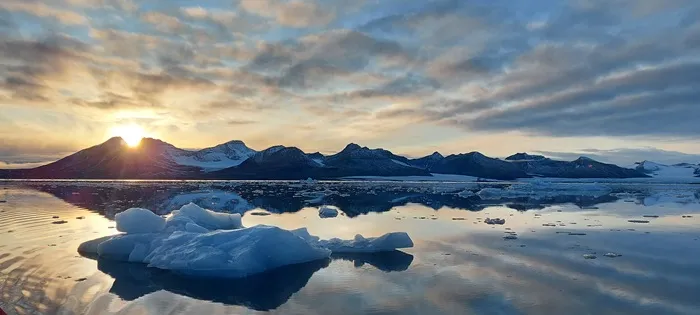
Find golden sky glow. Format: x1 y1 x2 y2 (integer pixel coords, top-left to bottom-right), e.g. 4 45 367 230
1 0 700 168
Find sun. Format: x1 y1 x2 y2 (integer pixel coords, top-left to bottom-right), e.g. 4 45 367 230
111 125 145 147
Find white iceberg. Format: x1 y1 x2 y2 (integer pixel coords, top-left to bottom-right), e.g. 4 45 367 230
115 208 165 234
79 203 413 278
165 203 243 231
318 205 339 218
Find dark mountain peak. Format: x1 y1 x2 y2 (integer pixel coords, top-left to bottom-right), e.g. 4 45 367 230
342 143 364 152
252 145 307 163
308 152 325 159
505 153 547 161
451 151 487 160
574 156 597 164
224 140 246 146
140 137 176 148
408 151 445 170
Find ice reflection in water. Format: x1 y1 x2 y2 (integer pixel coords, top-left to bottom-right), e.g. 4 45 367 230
0 181 698 315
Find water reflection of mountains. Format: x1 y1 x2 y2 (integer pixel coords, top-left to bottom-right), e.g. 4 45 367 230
85 251 413 311
27 182 626 218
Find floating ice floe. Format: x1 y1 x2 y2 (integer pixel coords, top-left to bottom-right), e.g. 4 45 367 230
318 205 339 218
484 218 506 225
477 181 612 200
457 190 476 198
162 190 254 214
79 203 413 278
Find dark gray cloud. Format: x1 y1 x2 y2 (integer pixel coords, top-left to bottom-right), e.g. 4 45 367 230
368 0 700 138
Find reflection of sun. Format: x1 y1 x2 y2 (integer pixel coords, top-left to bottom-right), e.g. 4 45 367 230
111 125 145 147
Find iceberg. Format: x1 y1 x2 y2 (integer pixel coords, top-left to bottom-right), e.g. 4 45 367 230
79 203 413 278
115 208 166 234
318 205 339 218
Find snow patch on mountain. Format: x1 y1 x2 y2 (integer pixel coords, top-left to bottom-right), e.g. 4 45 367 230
634 161 699 180
170 140 256 172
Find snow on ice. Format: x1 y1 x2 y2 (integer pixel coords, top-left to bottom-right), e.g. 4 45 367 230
79 203 413 278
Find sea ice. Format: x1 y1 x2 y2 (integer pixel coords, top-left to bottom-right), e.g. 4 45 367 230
484 218 506 225
318 205 339 218
79 203 413 278
477 181 612 200
457 190 476 198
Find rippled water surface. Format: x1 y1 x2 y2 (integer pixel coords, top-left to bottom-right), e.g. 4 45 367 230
1 180 699 315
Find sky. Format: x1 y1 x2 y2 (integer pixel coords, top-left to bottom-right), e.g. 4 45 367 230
1 0 700 168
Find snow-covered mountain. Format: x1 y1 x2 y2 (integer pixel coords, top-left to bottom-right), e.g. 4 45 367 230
321 144 430 177
506 153 647 178
1 138 696 181
170 140 256 172
429 152 529 180
211 146 324 179
634 160 700 179
409 152 444 169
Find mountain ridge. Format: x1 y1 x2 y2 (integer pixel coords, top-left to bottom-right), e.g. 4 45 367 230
0 138 655 180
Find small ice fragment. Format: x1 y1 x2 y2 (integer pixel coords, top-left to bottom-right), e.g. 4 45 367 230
603 252 621 258
318 205 339 218
457 190 476 198
628 220 650 224
583 254 597 259
484 218 505 225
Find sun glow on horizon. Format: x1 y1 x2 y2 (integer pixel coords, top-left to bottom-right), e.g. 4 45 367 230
110 125 145 147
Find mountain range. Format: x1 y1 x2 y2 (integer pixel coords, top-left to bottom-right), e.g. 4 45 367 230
1 137 696 180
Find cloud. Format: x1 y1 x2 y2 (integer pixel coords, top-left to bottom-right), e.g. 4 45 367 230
1 1 87 25
227 119 258 125
240 0 335 28
1 0 700 157
66 0 138 12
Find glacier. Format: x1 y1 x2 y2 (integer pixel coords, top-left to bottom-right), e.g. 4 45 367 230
79 204 413 278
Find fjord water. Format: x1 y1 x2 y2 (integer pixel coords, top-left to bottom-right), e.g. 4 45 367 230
1 181 699 315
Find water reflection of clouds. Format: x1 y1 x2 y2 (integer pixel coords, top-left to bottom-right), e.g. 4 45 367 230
413 230 700 315
3 182 700 315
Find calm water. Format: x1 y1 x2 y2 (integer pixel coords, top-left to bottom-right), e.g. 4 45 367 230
1 181 699 315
